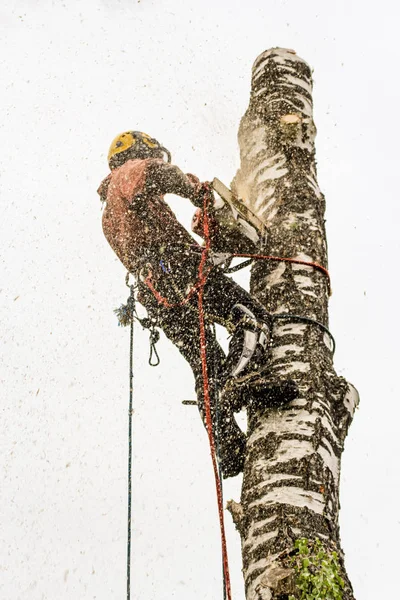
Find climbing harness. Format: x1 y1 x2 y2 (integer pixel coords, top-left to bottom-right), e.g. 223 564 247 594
152 264 235 332
143 268 206 310
144 250 331 307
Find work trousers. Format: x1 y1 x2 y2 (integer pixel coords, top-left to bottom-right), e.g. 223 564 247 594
135 248 269 450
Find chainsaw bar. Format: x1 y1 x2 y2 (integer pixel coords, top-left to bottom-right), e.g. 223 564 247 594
212 178 266 240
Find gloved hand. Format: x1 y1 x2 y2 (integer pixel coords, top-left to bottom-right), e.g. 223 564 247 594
186 173 206 208
186 173 201 187
191 207 219 241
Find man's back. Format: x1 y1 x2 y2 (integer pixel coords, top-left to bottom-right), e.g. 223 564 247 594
100 158 194 272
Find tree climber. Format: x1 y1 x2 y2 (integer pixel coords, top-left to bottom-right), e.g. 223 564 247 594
98 130 298 478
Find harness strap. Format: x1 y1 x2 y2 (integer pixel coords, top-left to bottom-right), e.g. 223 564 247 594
143 268 206 309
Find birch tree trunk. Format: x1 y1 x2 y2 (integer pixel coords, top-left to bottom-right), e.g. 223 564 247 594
227 48 359 600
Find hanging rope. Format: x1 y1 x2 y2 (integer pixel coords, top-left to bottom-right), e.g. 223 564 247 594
126 285 135 600
118 281 160 600
197 184 232 600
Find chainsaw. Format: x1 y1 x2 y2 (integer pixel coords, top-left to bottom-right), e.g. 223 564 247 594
191 178 266 256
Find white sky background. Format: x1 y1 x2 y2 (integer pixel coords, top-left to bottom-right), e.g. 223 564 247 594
1 0 399 598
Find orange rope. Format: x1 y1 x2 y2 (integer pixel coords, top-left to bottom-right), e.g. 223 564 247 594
197 185 232 600
232 253 331 295
143 271 201 309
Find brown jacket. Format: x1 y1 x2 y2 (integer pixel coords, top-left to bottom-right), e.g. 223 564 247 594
99 158 198 272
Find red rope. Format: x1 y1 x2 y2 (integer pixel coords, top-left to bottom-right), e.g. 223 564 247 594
197 184 232 600
232 253 331 295
143 271 201 309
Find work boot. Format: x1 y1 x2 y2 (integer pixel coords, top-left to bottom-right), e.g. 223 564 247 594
222 366 299 413
216 414 246 479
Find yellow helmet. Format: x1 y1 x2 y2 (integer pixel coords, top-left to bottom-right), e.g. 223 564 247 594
107 131 171 169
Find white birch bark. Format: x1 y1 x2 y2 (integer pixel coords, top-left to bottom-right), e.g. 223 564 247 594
227 48 359 600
